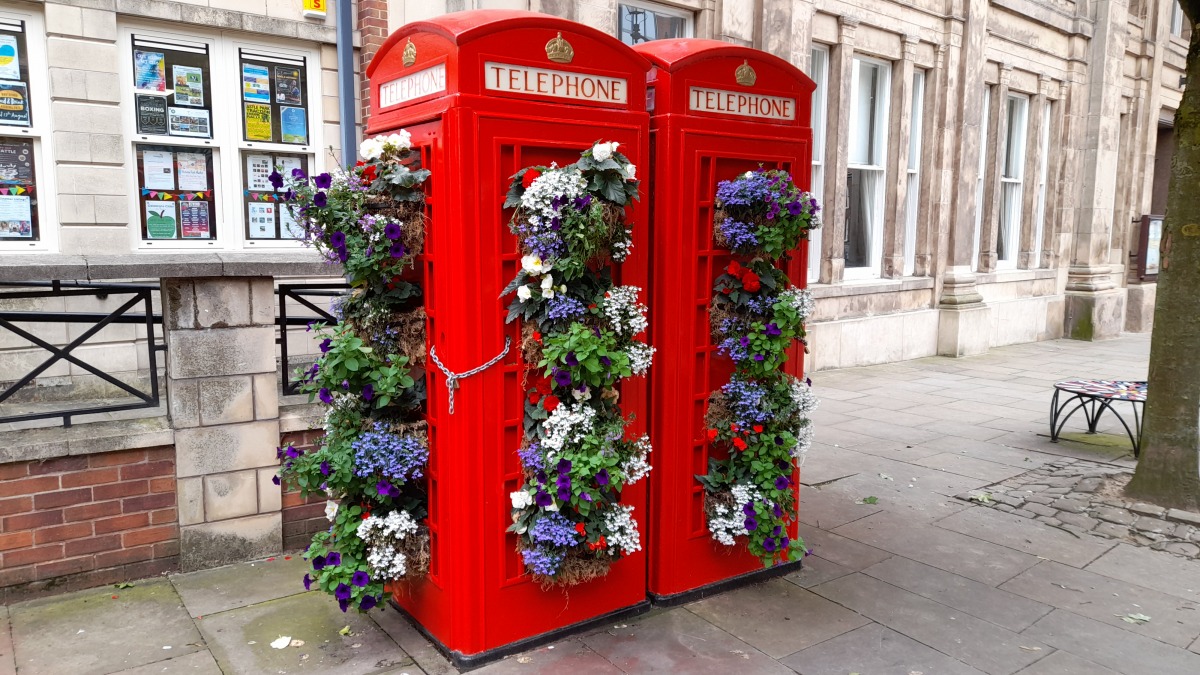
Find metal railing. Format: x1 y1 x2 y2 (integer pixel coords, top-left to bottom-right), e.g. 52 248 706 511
277 283 349 395
0 281 165 427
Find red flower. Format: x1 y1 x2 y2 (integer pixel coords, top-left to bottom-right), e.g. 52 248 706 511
732 438 748 450
528 391 540 405
532 331 543 343
575 522 586 535
707 429 719 441
727 261 743 277
731 424 739 432
361 165 378 182
355 161 365 167
587 535 607 551
544 395 560 412
588 304 597 310
753 425 764 433
522 169 542 189
721 287 733 295
361 510 371 520
742 271 761 293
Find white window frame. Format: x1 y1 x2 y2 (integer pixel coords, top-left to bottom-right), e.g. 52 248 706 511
844 55 891 280
0 7 57 253
808 45 829 284
1171 1 1186 37
904 69 926 277
997 93 1029 269
616 0 695 45
118 22 323 252
1032 100 1051 267
973 86 991 271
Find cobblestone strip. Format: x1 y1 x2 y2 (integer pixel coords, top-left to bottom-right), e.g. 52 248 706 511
956 459 1200 559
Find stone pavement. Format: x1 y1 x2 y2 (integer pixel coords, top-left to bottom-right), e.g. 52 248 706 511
7 333 1200 675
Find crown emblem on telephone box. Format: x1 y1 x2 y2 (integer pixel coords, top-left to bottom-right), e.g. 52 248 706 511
545 32 574 64
402 39 417 67
735 60 757 86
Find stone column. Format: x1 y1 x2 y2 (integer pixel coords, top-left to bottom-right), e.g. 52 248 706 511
1064 0 1130 340
163 277 283 571
916 42 947 279
820 16 858 284
883 35 919 279
1019 75 1051 269
978 64 1011 274
936 0 991 357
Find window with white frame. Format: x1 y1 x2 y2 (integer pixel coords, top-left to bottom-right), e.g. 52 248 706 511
904 70 926 277
0 9 54 250
845 56 890 278
808 45 829 284
617 1 693 45
1031 100 1051 267
998 94 1029 267
121 25 320 249
973 85 991 271
1171 1 1192 40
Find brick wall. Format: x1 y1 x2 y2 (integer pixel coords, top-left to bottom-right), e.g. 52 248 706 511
0 447 178 603
281 429 327 552
358 0 390 125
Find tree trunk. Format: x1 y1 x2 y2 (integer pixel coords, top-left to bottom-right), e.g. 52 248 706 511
1126 3 1200 511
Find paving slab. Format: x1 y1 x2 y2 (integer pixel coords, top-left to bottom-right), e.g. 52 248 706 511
831 418 944 444
109 650 223 674
914 452 1030 482
1084 543 1200 603
8 580 202 675
935 506 1116 568
784 554 854 589
1021 609 1200 674
780 622 986 675
833 512 1040 586
0 605 13 675
846 438 947 462
811 573 1049 675
861 557 1052 632
685 578 870 658
172 554 311 618
1011 650 1119 675
580 607 791 674
472 640 620 675
798 482 885 529
196 591 412 675
371 607 458 675
803 472 973 526
796 523 893 572
1000 560 1200 648
918 419 1013 442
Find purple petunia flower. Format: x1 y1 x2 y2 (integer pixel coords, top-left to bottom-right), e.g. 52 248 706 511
764 323 781 337
557 458 572 473
334 582 351 600
329 230 346 248
739 336 750 348
763 538 777 552
787 201 803 216
352 570 370 587
580 492 592 502
359 595 378 611
772 503 783 517
780 536 790 550
596 469 610 486
276 446 285 460
389 242 406 258
743 503 755 517
754 354 765 362
319 388 333 404
272 475 281 485
314 173 332 189
384 222 402 240
285 446 300 459
557 487 570 501
775 475 790 490
535 490 553 507
312 555 327 570
341 379 350 390
291 168 307 180
553 369 572 387
773 525 783 537
326 551 342 567
320 461 331 476
362 384 374 402
377 480 394 497
313 191 328 208
338 598 349 612
303 574 312 590
600 355 612 367
744 517 758 531
269 171 284 189
320 338 332 352
564 352 579 367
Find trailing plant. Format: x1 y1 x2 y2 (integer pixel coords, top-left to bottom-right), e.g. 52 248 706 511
502 141 653 585
274 131 431 612
699 167 820 567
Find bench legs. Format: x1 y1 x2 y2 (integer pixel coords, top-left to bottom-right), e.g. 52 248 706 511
1050 389 1142 457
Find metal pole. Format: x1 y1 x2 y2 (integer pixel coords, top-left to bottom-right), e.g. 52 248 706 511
335 0 357 168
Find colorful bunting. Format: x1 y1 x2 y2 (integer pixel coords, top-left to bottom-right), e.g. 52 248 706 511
139 189 209 201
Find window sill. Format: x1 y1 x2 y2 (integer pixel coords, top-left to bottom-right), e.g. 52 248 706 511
975 267 1059 284
0 251 340 282
808 276 935 299
0 415 173 465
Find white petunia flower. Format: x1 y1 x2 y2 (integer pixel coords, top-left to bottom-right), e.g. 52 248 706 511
510 490 534 509
592 141 619 162
324 500 339 522
517 285 533 302
743 171 754 179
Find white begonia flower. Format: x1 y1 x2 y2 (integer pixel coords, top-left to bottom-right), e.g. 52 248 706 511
510 490 534 509
324 500 339 522
516 285 533 302
592 141 619 162
521 255 550 275
385 130 412 151
541 274 556 298
359 137 384 161
624 163 637 181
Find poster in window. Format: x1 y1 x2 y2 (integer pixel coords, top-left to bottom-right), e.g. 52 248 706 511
172 65 204 107
136 95 168 135
242 64 270 103
1145 217 1163 276
180 201 211 238
177 152 208 191
0 195 33 238
144 200 178 239
277 156 302 180
280 107 307 144
279 203 303 239
248 202 276 238
275 67 302 105
246 154 273 191
142 150 175 191
0 82 30 127
0 141 33 184
244 103 272 141
0 35 20 81
168 107 211 138
134 50 166 93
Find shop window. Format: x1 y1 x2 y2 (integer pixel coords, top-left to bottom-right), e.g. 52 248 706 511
1032 100 1051 267
998 94 1029 267
135 144 216 240
243 152 309 240
0 12 50 248
808 45 829 284
973 86 991 271
845 56 890 279
617 1 693 45
904 70 926 277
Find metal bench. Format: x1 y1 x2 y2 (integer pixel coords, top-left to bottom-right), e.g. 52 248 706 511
1050 379 1146 456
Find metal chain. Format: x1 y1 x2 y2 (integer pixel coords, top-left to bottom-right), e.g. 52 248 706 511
428 337 512 414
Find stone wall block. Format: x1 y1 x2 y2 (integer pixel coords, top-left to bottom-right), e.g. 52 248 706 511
208 0 268 17
169 377 200 428
178 477 205 526
179 513 281 571
162 279 196 330
194 279 252 328
80 7 118 41
56 164 126 196
52 130 91 163
46 37 118 74
93 195 130 224
49 68 88 99
203 471 259 521
52 102 121 137
166 326 276 378
84 72 122 104
198 376 255 425
252 372 279 420
175 420 280 477
89 133 125 164
249 278 275 326
114 0 182 21
44 3 84 36
257 468 282 513
56 194 96 225
179 5 244 30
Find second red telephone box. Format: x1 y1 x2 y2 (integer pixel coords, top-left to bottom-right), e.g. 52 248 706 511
635 39 816 603
366 10 651 665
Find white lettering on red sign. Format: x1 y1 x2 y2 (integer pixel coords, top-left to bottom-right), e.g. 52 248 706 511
688 86 795 121
378 64 447 109
484 62 627 105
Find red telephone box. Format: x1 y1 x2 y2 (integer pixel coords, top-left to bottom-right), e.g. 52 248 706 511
365 10 651 665
635 40 815 603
